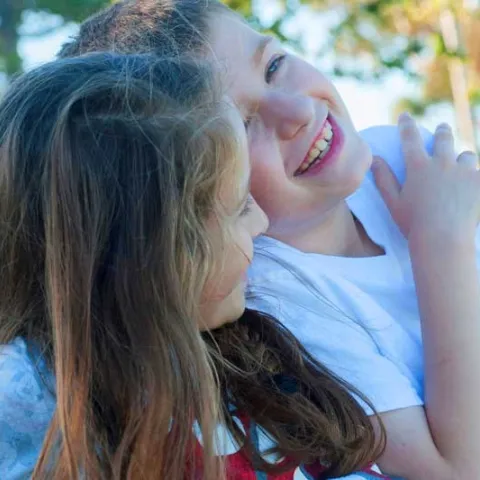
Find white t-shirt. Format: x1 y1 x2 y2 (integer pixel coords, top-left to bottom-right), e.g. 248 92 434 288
247 124 460 415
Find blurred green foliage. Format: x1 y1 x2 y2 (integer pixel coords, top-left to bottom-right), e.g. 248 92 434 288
224 0 480 144
0 0 111 78
1 0 478 143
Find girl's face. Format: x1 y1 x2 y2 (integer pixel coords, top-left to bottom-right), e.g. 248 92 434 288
200 103 268 330
208 13 372 243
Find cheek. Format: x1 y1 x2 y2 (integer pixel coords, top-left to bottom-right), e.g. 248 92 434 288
199 282 246 331
291 60 351 119
199 233 252 330
204 235 252 301
249 142 290 219
288 58 322 87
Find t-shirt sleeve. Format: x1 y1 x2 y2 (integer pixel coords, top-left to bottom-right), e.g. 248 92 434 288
0 339 55 479
248 287 423 416
360 124 434 185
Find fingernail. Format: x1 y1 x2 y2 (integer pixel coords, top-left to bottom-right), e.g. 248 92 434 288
436 123 451 131
399 112 412 122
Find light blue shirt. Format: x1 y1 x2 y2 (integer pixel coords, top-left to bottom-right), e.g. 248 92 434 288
0 338 55 479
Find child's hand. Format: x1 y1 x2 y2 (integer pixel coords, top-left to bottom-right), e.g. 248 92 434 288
372 113 480 241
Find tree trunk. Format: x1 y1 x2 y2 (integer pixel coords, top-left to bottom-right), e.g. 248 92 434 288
438 8 478 151
0 1 22 79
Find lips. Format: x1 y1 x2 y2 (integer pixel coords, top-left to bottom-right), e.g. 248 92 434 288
294 116 334 176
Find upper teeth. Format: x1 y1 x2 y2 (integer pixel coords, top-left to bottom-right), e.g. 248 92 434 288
297 120 334 174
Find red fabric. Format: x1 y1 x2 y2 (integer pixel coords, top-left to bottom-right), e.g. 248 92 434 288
189 412 391 479
222 445 390 479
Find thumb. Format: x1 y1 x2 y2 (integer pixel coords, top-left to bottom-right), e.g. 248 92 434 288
371 155 401 213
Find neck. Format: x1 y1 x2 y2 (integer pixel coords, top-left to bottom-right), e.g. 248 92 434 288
267 201 383 257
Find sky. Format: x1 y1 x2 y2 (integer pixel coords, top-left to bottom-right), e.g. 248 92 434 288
12 3 461 146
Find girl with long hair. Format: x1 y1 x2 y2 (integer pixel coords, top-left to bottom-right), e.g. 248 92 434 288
0 52 388 479
57 2 480 478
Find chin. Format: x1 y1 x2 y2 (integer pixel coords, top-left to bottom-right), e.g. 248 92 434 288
210 290 246 330
342 137 372 192
229 294 246 321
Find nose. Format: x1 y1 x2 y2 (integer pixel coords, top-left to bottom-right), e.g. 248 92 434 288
259 91 315 140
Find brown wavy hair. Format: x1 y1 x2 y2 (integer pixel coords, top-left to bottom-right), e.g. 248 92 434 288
58 0 386 477
0 52 241 479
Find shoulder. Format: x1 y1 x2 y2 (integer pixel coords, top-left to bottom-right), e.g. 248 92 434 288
0 338 55 478
0 338 54 413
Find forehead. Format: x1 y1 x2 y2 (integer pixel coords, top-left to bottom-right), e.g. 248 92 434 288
209 13 259 52
207 13 268 110
207 13 264 76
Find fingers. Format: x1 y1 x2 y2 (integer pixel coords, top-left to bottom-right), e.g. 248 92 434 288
398 113 427 169
371 155 401 213
433 123 477 168
457 150 479 169
433 123 456 164
400 114 460 169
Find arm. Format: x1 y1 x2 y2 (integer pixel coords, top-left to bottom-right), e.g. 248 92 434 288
372 117 480 479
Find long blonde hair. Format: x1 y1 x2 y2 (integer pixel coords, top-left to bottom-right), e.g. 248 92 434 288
0 52 239 479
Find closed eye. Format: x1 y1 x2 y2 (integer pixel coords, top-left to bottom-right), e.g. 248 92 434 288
244 116 253 130
240 196 254 216
243 109 259 131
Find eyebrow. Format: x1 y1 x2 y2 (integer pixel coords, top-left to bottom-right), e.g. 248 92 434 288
252 36 274 68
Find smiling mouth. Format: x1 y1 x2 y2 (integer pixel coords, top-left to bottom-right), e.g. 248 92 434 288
295 118 334 176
